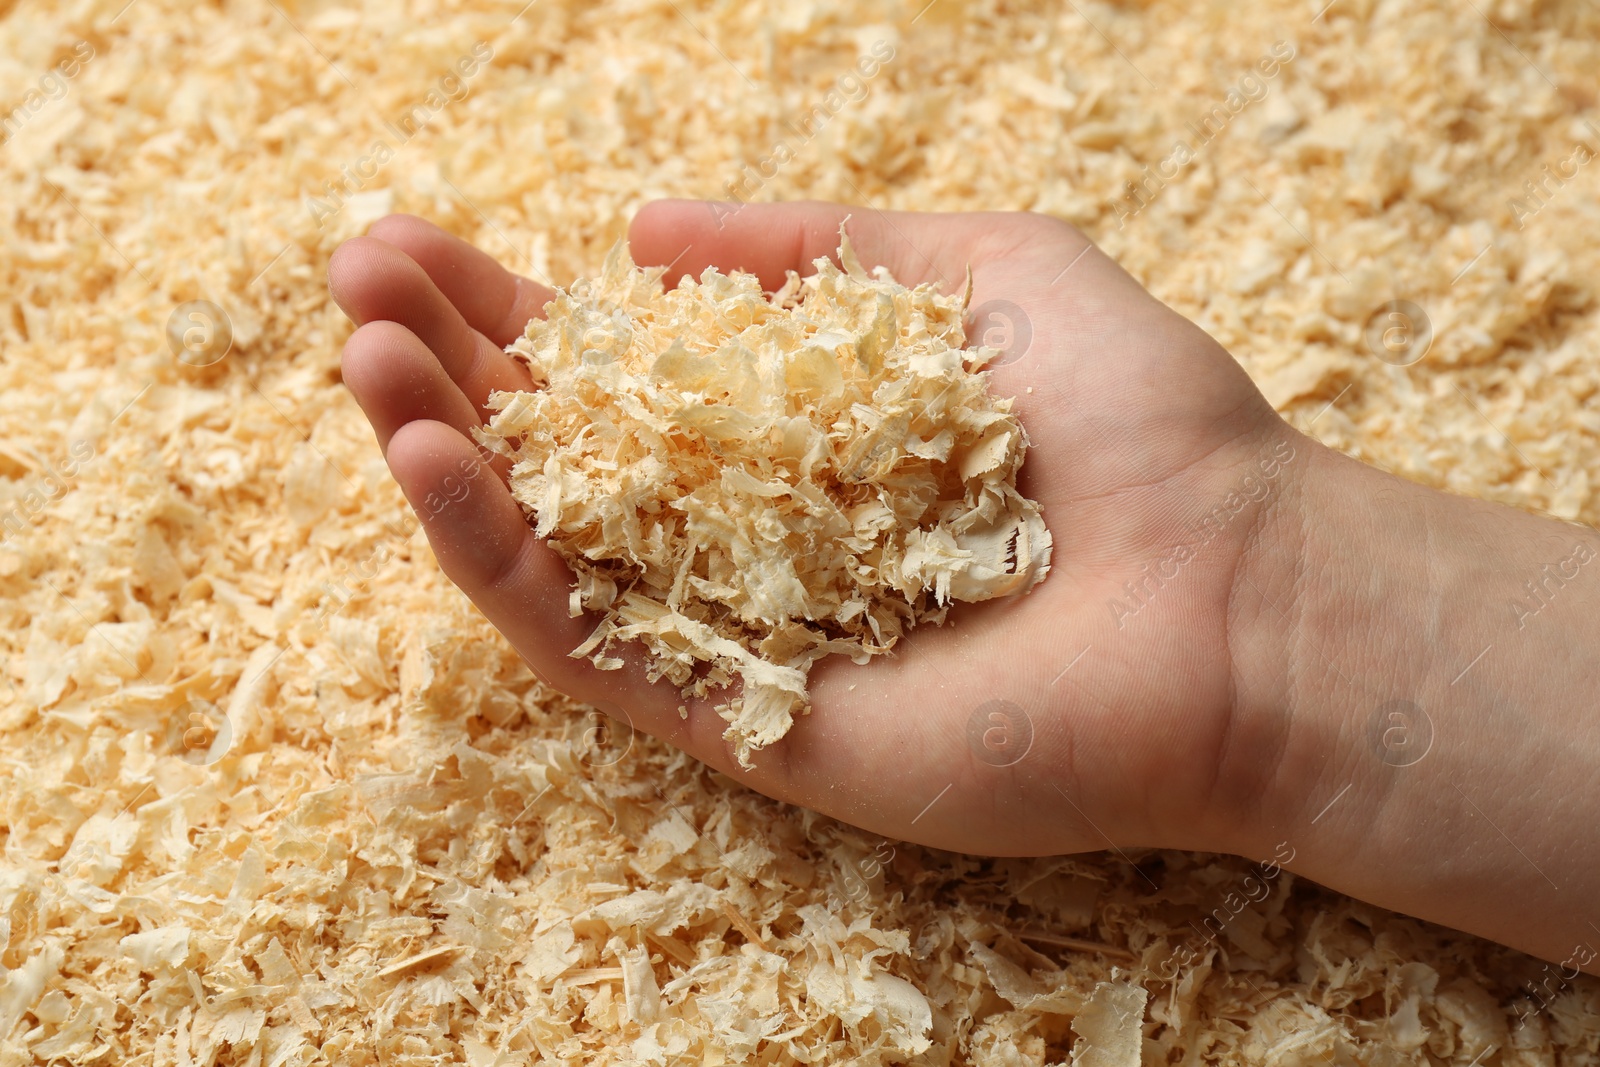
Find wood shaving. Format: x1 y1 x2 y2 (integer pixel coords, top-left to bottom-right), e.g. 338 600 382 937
1070 979 1148 1067
3 0 1599 1064
476 235 1051 765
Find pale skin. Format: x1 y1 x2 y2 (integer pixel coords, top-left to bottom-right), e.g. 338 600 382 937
329 201 1600 977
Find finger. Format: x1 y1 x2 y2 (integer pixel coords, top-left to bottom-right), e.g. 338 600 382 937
628 198 1047 293
341 320 514 475
328 236 532 414
384 420 700 744
367 214 554 349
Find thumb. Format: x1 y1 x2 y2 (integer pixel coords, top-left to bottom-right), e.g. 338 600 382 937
627 198 1060 293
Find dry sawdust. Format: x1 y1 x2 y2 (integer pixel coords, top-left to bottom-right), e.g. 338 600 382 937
476 235 1051 767
2 0 1599 1064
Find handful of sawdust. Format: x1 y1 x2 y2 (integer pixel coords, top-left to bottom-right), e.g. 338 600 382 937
475 230 1052 766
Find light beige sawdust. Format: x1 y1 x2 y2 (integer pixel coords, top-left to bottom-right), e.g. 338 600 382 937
2 0 1599 1064
476 235 1050 766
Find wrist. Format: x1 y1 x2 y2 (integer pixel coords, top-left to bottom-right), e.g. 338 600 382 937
1226 429 1600 972
1184 422 1334 860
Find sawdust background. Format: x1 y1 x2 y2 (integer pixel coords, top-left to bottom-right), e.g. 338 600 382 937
2 0 1599 1064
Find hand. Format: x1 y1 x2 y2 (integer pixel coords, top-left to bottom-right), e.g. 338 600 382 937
327 200 1300 861
330 201 1600 975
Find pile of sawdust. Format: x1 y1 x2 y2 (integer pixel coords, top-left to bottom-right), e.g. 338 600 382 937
2 0 1598 1064
477 235 1051 767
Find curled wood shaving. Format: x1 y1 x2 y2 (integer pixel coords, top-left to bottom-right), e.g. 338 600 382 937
1071 979 1150 1067
477 231 1052 765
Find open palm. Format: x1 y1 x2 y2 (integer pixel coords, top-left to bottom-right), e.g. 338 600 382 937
329 200 1301 859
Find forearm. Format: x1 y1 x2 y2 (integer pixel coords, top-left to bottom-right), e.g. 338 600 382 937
1233 433 1600 975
